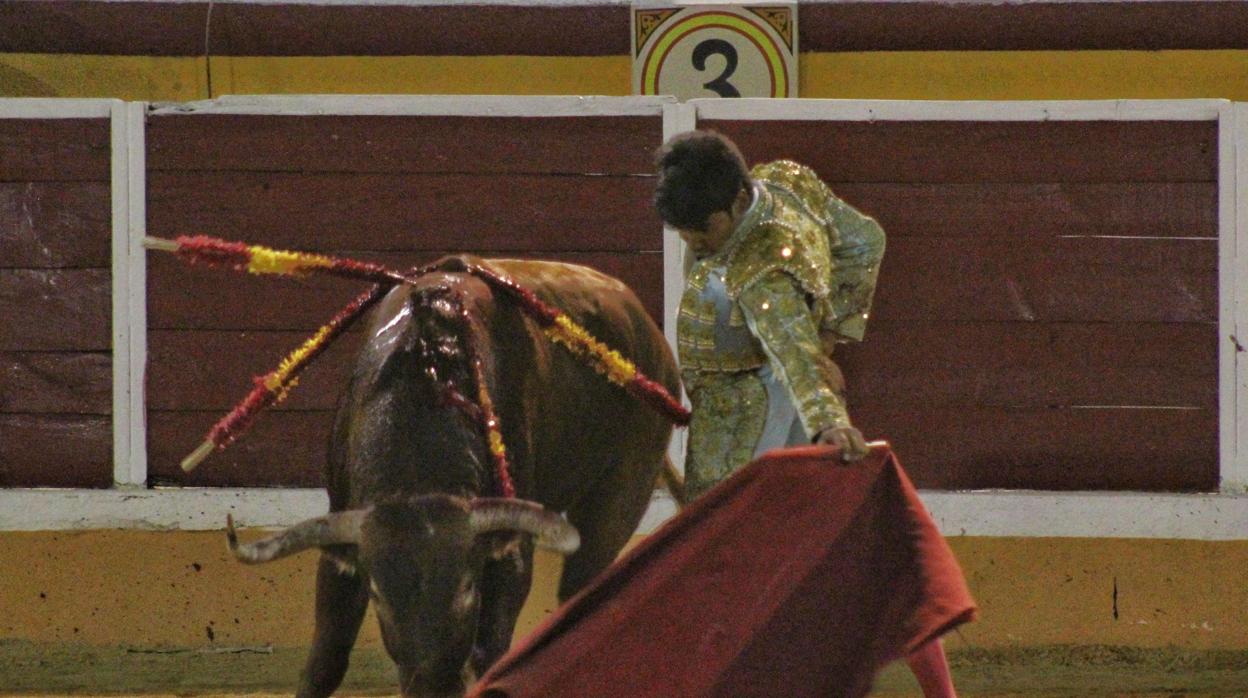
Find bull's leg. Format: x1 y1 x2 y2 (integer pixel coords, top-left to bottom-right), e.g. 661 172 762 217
297 554 369 698
470 537 535 675
559 457 658 601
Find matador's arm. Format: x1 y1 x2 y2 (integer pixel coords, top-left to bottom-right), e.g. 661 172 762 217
738 271 851 440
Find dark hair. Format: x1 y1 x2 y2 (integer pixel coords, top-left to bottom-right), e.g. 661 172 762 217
653 130 751 232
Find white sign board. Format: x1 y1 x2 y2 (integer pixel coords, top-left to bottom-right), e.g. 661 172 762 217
632 4 798 100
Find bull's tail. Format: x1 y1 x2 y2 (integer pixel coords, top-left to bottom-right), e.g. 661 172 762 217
658 455 687 509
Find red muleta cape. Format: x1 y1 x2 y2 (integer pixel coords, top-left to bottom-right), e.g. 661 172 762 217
471 444 977 698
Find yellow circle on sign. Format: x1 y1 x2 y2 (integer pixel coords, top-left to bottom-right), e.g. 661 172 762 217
641 12 788 98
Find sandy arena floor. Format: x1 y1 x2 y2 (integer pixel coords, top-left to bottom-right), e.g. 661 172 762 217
3 640 1248 697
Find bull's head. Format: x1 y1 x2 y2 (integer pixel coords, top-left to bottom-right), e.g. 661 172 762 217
226 495 578 696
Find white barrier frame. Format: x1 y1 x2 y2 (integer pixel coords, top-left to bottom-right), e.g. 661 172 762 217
0 99 138 488
668 98 1246 540
0 95 679 531
1 96 1245 540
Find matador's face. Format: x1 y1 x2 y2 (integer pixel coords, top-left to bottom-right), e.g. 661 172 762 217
675 217 732 258
675 187 752 259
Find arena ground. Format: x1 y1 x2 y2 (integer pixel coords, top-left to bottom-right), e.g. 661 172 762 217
3 640 1248 696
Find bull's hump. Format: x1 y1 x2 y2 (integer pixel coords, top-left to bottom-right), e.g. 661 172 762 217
488 258 628 296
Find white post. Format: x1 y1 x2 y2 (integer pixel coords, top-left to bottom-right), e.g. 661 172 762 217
661 102 697 476
123 102 148 487
1229 103 1248 492
109 101 132 487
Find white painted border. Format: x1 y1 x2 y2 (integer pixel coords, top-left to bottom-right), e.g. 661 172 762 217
109 101 133 486
147 94 677 118
0 99 132 486
661 104 696 352
1234 103 1248 493
921 491 1248 541
124 103 150 487
0 99 114 120
661 102 697 475
690 98 1228 123
648 489 1248 541
4 96 1244 540
2 95 685 531
674 98 1245 539
1218 102 1241 492
0 489 328 531
4 488 1248 540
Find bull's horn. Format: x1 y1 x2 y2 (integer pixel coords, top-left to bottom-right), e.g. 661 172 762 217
226 510 368 564
469 499 580 555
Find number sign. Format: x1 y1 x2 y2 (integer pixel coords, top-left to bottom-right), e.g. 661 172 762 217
632 4 798 100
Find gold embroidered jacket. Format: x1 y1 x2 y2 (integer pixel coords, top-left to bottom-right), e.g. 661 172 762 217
677 160 885 441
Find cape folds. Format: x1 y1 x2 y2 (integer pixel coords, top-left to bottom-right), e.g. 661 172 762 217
472 444 976 698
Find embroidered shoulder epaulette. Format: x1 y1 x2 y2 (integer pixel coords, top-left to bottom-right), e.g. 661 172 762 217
722 162 834 300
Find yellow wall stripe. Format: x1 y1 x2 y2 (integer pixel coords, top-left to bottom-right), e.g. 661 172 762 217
216 55 632 97
802 50 1248 101
0 54 631 101
3 51 1247 102
0 54 208 101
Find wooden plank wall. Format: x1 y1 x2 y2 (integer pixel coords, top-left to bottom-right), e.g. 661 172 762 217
1 111 1219 493
0 118 113 487
704 119 1219 491
144 113 665 486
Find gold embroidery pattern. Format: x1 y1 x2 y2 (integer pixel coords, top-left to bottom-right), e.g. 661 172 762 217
676 159 881 495
722 188 832 302
684 371 767 499
727 160 885 344
677 261 769 373
740 273 850 438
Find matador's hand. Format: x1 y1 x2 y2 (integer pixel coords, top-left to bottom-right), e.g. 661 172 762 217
815 426 869 463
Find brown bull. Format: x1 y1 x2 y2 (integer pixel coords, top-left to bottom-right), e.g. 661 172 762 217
226 257 679 697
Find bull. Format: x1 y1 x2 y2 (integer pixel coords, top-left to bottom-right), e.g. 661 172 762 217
225 257 679 697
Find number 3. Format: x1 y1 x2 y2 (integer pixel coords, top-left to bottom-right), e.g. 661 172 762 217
692 39 740 98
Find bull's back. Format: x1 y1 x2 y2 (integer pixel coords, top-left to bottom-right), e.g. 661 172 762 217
333 255 677 513
484 257 677 394
481 258 679 509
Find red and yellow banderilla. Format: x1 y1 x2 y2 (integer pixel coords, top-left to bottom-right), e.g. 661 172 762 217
144 235 407 471
144 234 689 478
